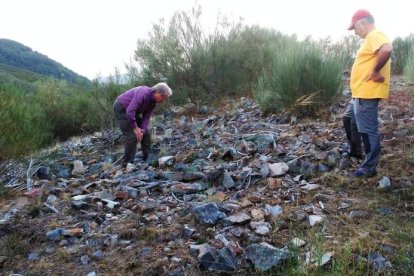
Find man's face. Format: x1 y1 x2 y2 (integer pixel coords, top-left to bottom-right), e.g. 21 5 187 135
154 91 168 103
353 19 366 38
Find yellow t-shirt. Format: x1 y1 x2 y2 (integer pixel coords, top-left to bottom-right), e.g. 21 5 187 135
350 29 391 99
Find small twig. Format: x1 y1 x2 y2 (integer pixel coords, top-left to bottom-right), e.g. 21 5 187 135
26 159 33 191
113 156 123 165
171 191 186 204
244 171 252 189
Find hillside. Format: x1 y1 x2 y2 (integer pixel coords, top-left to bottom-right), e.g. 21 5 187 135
0 76 413 274
0 38 89 84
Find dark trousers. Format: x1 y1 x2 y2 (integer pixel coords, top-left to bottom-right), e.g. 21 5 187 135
343 100 362 158
113 101 151 165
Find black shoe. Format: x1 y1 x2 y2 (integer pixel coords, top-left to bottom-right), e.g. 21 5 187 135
349 152 363 159
142 154 148 161
354 167 377 178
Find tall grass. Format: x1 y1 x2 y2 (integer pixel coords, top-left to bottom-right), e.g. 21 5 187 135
0 76 127 160
392 35 414 75
0 82 52 160
130 6 295 105
404 54 414 82
254 40 345 115
34 79 103 140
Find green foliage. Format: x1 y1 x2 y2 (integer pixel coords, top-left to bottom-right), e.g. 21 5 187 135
392 35 414 75
201 25 291 98
0 71 129 160
132 6 205 105
317 35 360 70
0 38 90 83
90 71 132 129
34 79 103 140
0 82 52 160
130 6 291 105
0 232 30 257
404 53 414 82
254 40 345 115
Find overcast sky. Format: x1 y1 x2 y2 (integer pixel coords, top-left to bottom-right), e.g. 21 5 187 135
1 0 413 79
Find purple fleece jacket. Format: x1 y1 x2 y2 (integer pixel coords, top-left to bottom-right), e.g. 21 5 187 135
116 86 156 132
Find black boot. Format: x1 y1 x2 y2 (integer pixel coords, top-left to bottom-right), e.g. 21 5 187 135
141 129 152 161
343 116 362 159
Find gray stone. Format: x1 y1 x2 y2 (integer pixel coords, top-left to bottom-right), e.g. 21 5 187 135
92 250 104 260
37 166 51 180
171 182 208 195
245 242 292 271
194 203 227 225
222 213 251 226
210 247 238 271
307 215 325 226
71 201 89 210
72 160 85 175
250 221 272 236
367 252 392 270
222 172 235 189
378 176 391 189
349 210 370 220
80 255 90 265
183 226 195 237
268 162 289 176
265 204 283 218
28 252 39 261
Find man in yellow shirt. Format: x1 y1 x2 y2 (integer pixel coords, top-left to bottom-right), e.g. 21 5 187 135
345 9 393 177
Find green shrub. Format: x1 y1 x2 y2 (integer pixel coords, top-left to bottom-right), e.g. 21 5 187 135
35 79 103 140
254 40 345 115
392 35 414 75
129 6 294 105
0 82 52 160
404 53 414 82
89 72 132 129
317 35 360 70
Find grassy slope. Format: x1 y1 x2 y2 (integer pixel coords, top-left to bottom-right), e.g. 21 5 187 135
0 76 413 275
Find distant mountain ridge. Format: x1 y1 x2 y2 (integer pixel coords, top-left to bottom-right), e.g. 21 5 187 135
0 38 89 83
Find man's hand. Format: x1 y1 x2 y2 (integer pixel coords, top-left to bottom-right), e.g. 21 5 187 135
366 43 392 83
366 71 385 83
133 127 143 141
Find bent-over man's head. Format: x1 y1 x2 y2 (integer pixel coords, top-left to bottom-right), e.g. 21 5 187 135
152 82 172 103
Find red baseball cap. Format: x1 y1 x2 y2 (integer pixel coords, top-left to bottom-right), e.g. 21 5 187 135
348 9 371 30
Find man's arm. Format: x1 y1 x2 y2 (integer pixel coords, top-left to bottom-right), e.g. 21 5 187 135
368 43 393 83
126 87 146 140
140 107 155 134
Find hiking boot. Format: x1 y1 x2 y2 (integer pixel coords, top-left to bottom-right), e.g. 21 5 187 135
142 153 148 161
354 167 377 178
348 151 363 159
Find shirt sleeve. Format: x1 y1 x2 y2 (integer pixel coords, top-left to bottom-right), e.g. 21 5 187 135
126 88 146 129
370 31 391 53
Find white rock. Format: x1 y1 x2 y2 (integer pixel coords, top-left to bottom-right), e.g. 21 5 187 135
158 156 175 166
72 160 85 175
268 162 289 176
307 215 325 226
289 237 306 248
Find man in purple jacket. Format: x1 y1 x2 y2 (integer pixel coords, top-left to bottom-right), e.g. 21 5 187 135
113 83 172 167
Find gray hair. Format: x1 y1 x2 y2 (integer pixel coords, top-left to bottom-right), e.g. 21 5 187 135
152 82 173 97
361 15 375 25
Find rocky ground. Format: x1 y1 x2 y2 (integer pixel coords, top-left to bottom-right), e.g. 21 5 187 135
1 76 414 275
